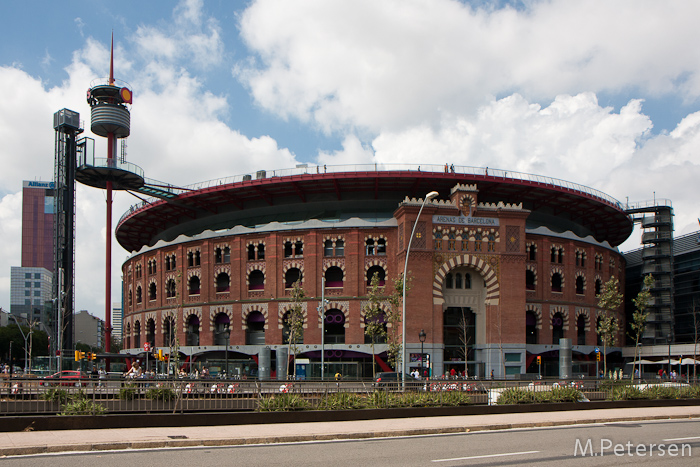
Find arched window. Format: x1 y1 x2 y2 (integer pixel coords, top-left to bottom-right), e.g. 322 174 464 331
125 323 131 349
325 266 344 287
455 273 462 289
248 270 265 290
551 273 563 292
128 290 133 307
323 240 333 256
257 244 265 260
133 321 141 349
552 312 564 344
284 241 294 258
324 309 345 344
366 265 385 286
576 276 585 295
163 316 175 347
377 238 386 254
248 244 256 261
364 311 387 344
186 315 199 346
526 311 538 344
166 279 177 298
188 251 194 267
246 311 265 345
335 240 344 256
285 268 302 288
148 282 157 301
526 270 536 290
282 311 304 344
445 273 453 289
577 315 586 346
366 238 375 255
146 318 156 347
464 273 471 289
188 276 201 295
214 313 230 346
136 286 142 304
595 278 602 296
216 272 231 293
529 245 537 261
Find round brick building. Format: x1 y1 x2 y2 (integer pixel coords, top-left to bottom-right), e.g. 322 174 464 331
117 164 632 379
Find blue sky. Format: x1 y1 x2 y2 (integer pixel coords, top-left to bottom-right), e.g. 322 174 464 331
1 0 699 319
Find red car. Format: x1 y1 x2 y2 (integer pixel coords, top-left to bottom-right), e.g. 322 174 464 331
42 370 88 387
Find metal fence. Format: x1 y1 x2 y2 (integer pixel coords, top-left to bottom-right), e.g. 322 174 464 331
1 377 696 415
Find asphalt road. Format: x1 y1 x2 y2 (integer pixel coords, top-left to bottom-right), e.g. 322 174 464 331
3 418 698 466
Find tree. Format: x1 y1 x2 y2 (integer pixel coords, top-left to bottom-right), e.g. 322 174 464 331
630 274 654 380
386 272 412 373
286 280 306 378
596 277 623 377
363 271 387 379
457 308 472 378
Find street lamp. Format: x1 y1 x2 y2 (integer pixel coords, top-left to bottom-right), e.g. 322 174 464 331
667 333 672 380
224 328 230 379
402 190 439 389
9 314 30 374
419 329 426 378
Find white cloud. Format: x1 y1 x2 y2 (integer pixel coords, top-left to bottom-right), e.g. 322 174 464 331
237 0 700 134
133 0 223 70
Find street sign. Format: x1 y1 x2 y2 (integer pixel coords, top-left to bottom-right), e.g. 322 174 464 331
144 342 151 352
595 347 600 353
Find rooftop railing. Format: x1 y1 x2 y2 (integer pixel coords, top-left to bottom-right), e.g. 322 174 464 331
118 163 627 225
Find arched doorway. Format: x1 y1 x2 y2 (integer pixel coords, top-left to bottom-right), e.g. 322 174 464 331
442 266 486 377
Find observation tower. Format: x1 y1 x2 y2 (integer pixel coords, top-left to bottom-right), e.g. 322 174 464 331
78 34 143 359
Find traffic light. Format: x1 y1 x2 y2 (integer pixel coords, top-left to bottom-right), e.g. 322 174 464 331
86 352 92 361
596 351 601 361
537 356 542 365
158 349 164 361
74 350 86 361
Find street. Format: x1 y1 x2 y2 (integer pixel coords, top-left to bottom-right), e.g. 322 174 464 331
3 418 698 466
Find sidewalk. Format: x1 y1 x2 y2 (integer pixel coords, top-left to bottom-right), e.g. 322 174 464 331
2 405 700 457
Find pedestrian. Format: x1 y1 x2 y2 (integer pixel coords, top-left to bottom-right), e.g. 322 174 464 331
490 369 494 380
450 368 456 378
450 164 455 173
444 163 448 173
324 164 327 173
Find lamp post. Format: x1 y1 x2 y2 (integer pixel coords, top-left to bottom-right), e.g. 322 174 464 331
225 328 230 379
419 329 426 378
667 333 672 380
402 191 439 389
9 314 30 374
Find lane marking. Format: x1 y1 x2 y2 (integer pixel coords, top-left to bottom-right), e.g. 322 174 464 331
663 436 700 442
432 450 540 462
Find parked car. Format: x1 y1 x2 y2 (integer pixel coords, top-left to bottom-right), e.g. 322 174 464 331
42 370 87 387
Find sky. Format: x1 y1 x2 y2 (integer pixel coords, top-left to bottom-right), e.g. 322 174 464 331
1 0 699 323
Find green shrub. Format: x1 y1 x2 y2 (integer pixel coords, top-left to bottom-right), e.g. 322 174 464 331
59 392 107 415
497 386 582 405
258 393 310 412
118 384 138 400
549 386 584 403
40 387 70 404
644 386 678 400
678 385 700 399
607 385 647 401
145 386 176 402
318 392 367 410
497 388 537 405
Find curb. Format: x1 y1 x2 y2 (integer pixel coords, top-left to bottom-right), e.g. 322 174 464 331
1 412 698 457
